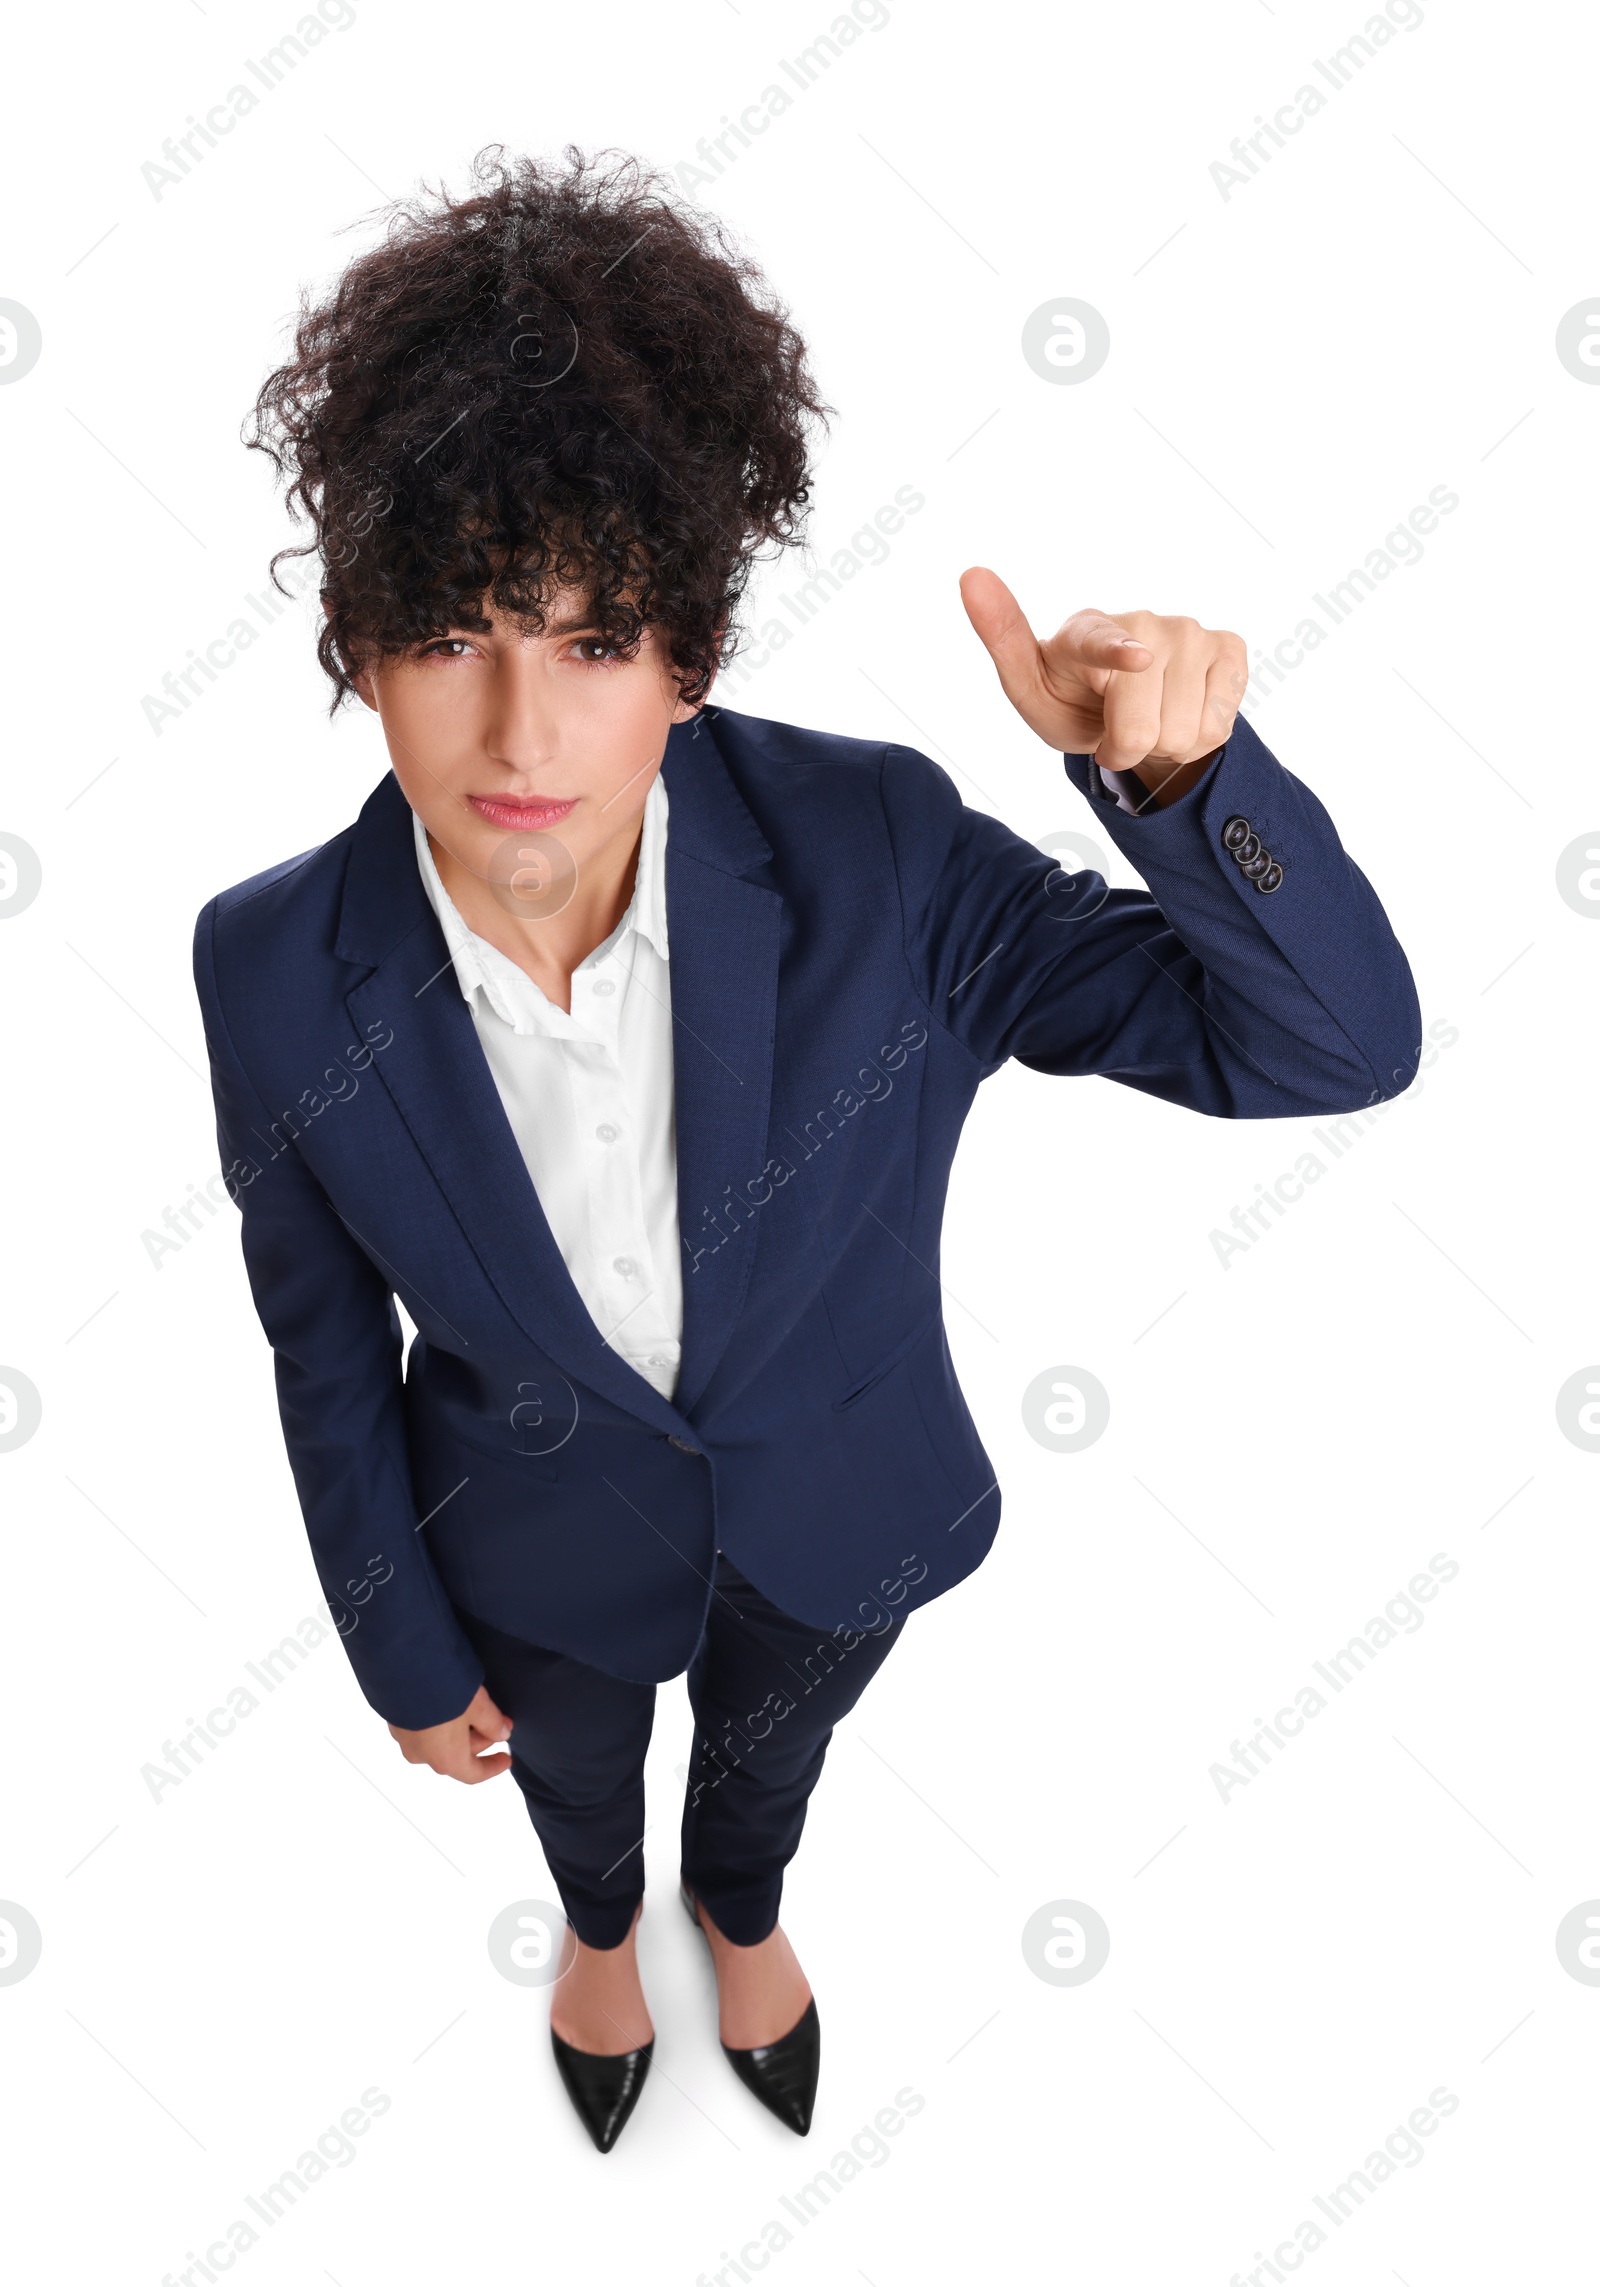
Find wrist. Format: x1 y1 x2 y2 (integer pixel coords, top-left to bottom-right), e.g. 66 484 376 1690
1119 744 1225 812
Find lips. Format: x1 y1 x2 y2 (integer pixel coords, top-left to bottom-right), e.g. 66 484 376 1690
468 793 577 832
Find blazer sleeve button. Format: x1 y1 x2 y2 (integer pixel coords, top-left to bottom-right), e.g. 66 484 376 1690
1222 816 1252 852
1240 849 1274 881
1255 861 1284 894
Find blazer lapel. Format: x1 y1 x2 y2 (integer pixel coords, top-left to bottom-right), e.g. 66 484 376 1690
661 710 782 1415
332 706 780 1431
336 774 686 1436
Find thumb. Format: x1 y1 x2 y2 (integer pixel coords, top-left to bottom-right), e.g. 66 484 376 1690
959 567 1045 713
465 1685 512 1745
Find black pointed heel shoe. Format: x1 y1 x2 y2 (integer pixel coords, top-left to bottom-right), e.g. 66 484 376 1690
550 2027 653 2153
680 1880 820 2136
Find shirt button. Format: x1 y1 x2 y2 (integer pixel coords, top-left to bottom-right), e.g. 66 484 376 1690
593 978 616 997
596 1123 619 1143
613 1256 637 1278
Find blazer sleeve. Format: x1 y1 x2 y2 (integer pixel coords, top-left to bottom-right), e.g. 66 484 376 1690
878 712 1421 1117
192 895 487 1731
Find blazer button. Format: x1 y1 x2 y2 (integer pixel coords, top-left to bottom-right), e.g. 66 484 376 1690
1222 816 1253 853
1255 862 1284 894
1240 849 1274 881
667 1435 701 1455
1235 832 1262 866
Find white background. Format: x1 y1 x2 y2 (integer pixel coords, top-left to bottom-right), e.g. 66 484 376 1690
1 0 1596 2280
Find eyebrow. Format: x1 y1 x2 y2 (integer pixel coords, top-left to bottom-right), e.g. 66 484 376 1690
423 606 608 644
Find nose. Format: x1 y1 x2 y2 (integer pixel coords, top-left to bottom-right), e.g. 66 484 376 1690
484 640 560 782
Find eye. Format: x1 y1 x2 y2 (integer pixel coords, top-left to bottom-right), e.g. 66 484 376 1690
569 636 620 664
417 637 476 661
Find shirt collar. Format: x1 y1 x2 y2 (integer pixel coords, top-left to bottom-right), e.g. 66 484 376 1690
411 772 670 1025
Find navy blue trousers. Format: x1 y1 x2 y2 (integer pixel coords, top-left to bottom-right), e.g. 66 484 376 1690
453 1553 905 1948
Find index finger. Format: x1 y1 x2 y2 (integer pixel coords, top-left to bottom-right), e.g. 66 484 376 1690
1052 609 1153 673
463 1748 513 1782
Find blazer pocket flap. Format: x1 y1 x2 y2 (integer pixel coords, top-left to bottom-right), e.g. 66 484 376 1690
832 1311 940 1411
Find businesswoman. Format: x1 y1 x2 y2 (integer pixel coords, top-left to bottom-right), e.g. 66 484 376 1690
194 148 1419 2151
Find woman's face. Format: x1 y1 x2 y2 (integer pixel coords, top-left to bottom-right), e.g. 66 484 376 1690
352 587 703 890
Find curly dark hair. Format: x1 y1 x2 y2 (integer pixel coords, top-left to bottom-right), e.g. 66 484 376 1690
245 145 832 709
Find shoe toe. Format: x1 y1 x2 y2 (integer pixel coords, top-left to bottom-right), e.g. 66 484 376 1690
723 1998 820 2136
550 2030 653 2153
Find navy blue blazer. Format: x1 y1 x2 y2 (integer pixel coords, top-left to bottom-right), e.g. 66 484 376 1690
193 706 1419 1728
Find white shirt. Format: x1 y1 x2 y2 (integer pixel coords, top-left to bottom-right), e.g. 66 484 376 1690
412 776 683 1400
